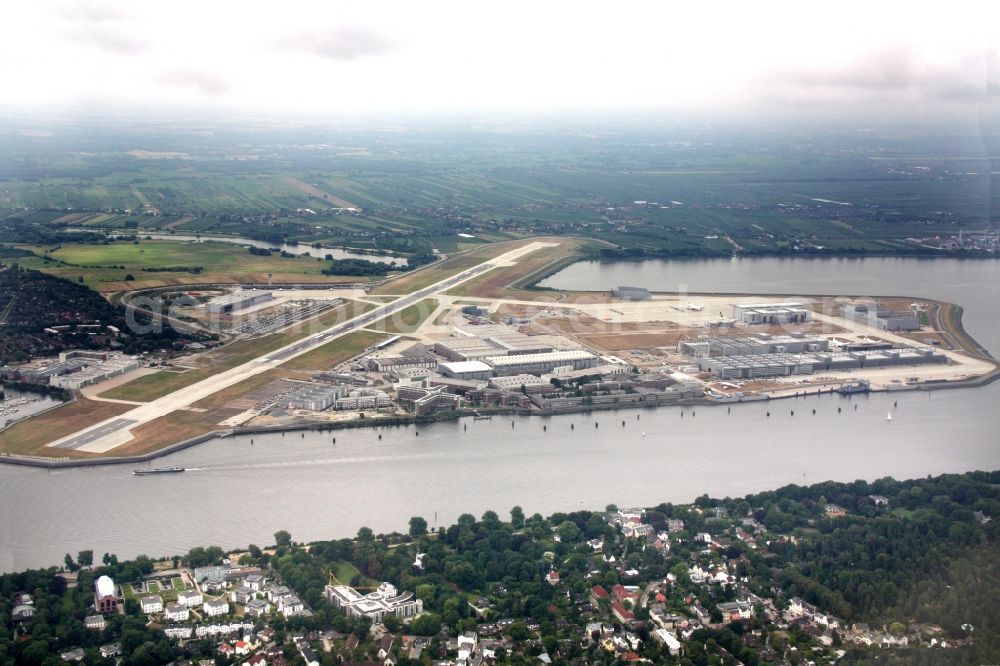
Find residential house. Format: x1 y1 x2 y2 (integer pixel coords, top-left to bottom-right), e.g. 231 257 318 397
378 634 396 660
623 522 654 539
611 601 634 624
60 648 85 662
165 603 189 622
589 585 609 606
295 639 320 666
177 590 203 607
84 614 106 631
277 594 305 617
716 601 753 622
246 599 271 617
140 595 164 614
652 628 683 656
204 599 230 617
164 625 194 640
266 585 291 602
611 585 639 604
99 643 122 658
231 586 255 604
244 574 265 591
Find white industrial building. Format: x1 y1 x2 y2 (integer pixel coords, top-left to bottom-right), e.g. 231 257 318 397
205 290 274 314
34 352 139 390
733 302 812 325
843 303 920 331
439 360 494 381
486 350 598 376
434 330 552 361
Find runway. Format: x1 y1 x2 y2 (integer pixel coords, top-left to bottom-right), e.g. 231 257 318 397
44 243 553 454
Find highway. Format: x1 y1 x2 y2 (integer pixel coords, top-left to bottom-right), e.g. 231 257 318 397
48 243 552 453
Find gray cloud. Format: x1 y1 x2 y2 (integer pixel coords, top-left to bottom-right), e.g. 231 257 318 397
778 49 1000 102
58 0 146 55
159 70 231 96
278 27 396 61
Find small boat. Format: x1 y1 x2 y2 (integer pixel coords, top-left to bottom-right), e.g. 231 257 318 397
133 466 185 475
885 412 893 421
836 380 871 395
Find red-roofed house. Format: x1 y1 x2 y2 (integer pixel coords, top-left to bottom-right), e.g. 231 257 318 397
612 585 639 603
590 585 609 605
612 601 635 624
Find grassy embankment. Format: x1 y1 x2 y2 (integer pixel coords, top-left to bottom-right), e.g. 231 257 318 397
368 299 438 336
12 240 390 292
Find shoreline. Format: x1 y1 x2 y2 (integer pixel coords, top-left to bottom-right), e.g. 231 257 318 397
3 252 997 468
3 367 997 470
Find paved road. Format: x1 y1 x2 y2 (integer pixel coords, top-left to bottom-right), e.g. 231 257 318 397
54 418 138 450
46 243 553 454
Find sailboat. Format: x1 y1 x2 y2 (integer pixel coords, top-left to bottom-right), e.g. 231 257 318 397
885 412 893 421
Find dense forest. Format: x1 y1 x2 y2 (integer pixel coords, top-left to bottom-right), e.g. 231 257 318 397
0 267 206 364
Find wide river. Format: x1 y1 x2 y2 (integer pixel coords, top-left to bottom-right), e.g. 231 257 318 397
1 257 998 572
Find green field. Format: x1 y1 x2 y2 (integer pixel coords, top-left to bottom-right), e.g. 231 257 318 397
370 299 438 335
11 239 386 291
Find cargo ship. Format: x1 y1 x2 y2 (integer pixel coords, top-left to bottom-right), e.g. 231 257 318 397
835 380 871 395
133 466 185 475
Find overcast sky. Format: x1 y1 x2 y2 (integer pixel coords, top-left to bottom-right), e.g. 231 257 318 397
2 0 999 124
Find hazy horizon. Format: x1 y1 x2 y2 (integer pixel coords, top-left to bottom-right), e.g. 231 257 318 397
2 0 999 127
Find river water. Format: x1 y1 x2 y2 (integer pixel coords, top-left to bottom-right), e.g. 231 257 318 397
1 257 998 572
69 229 406 265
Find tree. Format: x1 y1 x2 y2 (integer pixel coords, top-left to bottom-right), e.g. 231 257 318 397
409 516 428 537
274 530 292 548
357 526 374 542
64 553 77 572
77 549 93 568
510 506 525 529
124 274 135 281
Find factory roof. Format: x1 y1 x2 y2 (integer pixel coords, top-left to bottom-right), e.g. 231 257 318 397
439 360 492 373
486 349 595 367
734 301 806 309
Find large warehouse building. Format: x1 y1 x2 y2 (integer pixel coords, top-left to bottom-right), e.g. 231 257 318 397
698 346 947 379
843 303 920 331
434 330 553 361
485 349 598 376
611 286 652 301
205 290 274 314
732 302 812 325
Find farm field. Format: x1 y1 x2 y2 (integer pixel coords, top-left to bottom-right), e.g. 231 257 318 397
3 119 996 262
